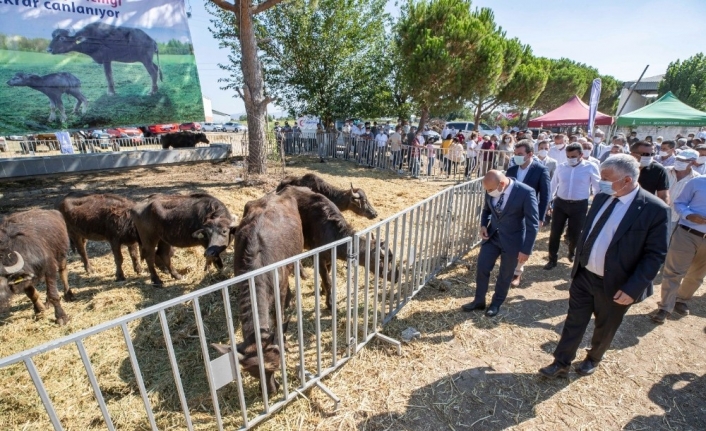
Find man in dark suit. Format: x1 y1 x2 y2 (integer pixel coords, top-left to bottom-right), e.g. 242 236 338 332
539 154 669 378
506 140 551 286
462 170 539 317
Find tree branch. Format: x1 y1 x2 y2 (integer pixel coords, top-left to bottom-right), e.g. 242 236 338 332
235 86 245 99
252 0 284 15
210 0 240 14
261 95 275 107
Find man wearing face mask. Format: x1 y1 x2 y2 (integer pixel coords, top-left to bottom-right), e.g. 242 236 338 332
656 140 677 167
662 149 701 236
591 129 609 159
579 138 601 168
536 140 557 179
549 134 568 165
540 155 669 378
630 141 669 205
692 142 706 175
545 143 600 270
462 170 539 317
506 141 551 286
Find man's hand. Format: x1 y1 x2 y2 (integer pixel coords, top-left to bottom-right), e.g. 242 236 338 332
613 290 634 305
518 252 530 264
686 214 706 225
481 226 489 240
539 221 544 228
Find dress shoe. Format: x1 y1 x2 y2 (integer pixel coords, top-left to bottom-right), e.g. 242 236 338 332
650 309 669 324
568 253 574 263
543 260 557 270
485 304 500 317
461 300 486 312
538 362 569 379
511 274 521 287
674 302 690 316
575 358 598 376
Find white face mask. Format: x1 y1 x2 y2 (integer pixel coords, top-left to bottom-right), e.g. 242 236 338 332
640 156 653 167
513 155 526 165
487 188 503 198
659 151 670 158
538 150 548 157
582 149 592 158
673 160 690 171
593 138 602 144
555 142 565 149
567 157 580 166
697 156 706 164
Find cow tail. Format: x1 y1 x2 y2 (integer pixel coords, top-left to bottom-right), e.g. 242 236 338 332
155 42 163 82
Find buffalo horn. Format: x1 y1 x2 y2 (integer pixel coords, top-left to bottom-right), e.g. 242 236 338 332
3 252 24 274
350 183 360 199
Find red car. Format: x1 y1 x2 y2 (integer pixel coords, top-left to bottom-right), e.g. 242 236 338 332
147 123 179 135
106 127 144 144
179 122 202 131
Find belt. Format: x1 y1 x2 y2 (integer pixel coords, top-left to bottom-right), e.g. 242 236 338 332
580 265 603 280
680 224 706 239
557 197 587 204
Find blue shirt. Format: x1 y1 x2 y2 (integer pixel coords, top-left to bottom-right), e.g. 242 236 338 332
674 176 706 233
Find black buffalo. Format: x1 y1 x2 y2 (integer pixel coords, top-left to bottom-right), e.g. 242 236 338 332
57 193 142 282
131 193 237 286
161 132 210 149
276 173 378 219
277 186 395 310
47 23 162 95
212 192 304 396
7 72 88 123
0 210 72 325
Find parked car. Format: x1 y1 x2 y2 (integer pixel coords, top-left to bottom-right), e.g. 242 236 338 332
106 127 144 144
6 135 25 141
422 130 441 143
202 122 224 132
146 123 179 136
179 122 202 131
223 122 246 132
444 121 497 137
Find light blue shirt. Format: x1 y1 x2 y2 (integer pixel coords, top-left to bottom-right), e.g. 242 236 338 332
675 176 706 234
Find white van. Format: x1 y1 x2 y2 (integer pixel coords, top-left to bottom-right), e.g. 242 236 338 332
202 122 224 132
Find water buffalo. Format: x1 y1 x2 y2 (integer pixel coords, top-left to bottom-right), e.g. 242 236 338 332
7 72 88 123
131 193 237 286
276 173 378 219
212 192 304 396
277 186 395 310
47 23 162 96
57 193 141 281
0 210 72 325
161 132 210 149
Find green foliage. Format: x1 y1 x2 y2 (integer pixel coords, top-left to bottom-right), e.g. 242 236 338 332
0 34 49 53
0 51 203 134
238 114 248 121
659 53 706 111
533 58 597 112
581 74 621 115
157 39 194 55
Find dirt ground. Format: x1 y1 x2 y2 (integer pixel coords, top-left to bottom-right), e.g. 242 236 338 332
1 157 705 430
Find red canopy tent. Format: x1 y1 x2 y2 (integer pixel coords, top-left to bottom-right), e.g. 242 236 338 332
528 95 614 127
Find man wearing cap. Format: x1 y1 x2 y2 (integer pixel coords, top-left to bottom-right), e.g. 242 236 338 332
630 141 669 205
693 142 706 175
662 149 702 235
657 140 677 167
650 173 706 324
677 137 690 150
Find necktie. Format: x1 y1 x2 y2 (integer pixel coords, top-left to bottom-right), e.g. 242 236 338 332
495 193 505 214
579 198 620 268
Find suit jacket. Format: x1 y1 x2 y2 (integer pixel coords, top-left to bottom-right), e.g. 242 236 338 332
481 180 539 256
506 160 551 222
571 188 669 302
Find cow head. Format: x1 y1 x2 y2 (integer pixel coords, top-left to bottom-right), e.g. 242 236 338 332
192 211 238 269
6 72 36 87
194 133 210 145
0 252 33 308
349 184 378 219
211 331 282 396
47 29 78 54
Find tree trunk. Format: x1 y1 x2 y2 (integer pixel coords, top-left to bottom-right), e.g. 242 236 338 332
473 101 482 135
416 107 429 132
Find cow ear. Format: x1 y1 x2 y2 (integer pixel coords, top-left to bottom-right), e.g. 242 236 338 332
192 229 205 239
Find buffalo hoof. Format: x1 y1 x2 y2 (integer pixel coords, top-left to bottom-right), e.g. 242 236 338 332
133 265 143 275
64 291 76 302
151 280 164 288
56 315 70 326
85 267 95 275
115 274 126 282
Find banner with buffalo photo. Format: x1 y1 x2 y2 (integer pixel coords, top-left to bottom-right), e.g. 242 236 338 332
0 0 204 135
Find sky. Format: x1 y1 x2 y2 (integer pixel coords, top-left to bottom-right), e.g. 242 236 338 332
189 0 706 117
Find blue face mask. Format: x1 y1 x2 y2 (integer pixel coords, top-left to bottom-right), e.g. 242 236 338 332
599 177 628 195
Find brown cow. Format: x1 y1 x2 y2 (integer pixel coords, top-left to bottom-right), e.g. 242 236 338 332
277 186 395 310
131 193 237 286
0 209 72 325
212 192 304 396
276 173 378 219
57 192 142 281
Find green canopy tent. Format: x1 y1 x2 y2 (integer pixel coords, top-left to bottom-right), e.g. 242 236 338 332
616 91 706 126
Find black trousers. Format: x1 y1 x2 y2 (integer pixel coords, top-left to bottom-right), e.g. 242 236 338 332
553 266 631 367
474 236 518 307
548 197 588 262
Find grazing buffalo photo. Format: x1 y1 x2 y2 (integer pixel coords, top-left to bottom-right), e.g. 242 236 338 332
6 72 88 123
47 23 163 96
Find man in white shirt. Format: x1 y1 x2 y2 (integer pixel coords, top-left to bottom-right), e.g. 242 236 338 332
662 149 701 235
656 139 677 167
548 134 568 165
545 143 600 270
579 138 601 168
374 130 389 167
692 142 706 175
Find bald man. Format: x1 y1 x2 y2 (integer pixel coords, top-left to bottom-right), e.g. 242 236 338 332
462 170 539 316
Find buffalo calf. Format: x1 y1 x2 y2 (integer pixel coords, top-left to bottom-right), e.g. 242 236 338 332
0 209 72 325
7 72 88 123
57 192 141 281
161 132 210 149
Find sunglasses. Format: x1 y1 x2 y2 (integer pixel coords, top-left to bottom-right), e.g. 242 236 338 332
631 152 653 157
